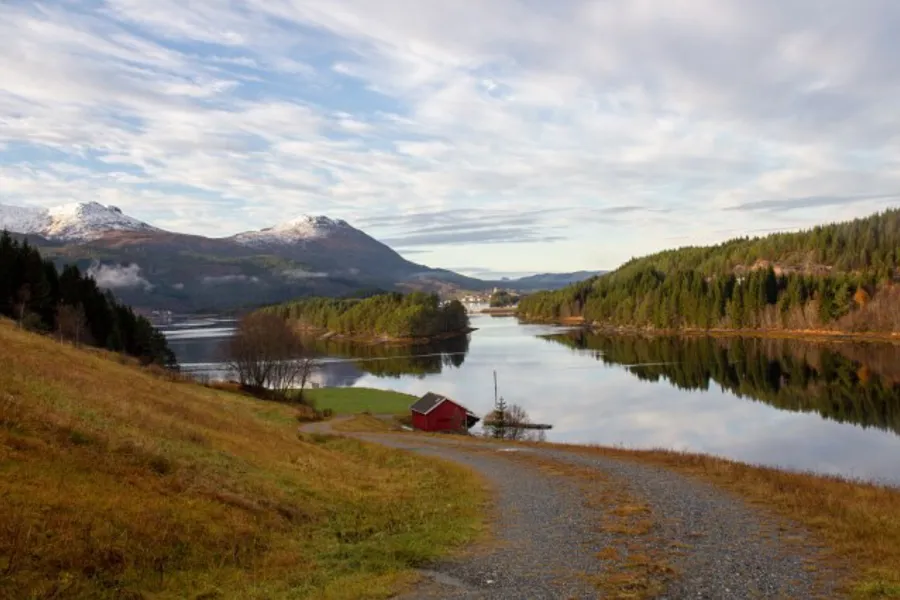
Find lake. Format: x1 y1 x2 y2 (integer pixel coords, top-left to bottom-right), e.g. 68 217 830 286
161 312 900 486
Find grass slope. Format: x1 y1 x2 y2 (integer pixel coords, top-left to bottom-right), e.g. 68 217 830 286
306 387 417 415
0 320 484 599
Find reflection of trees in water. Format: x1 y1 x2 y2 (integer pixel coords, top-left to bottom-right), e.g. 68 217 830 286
307 334 469 378
544 332 900 436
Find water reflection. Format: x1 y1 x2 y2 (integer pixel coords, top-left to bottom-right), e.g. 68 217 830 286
543 331 900 438
311 335 469 379
164 317 470 382
162 315 900 484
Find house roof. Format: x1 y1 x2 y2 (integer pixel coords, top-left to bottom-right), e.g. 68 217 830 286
410 392 477 416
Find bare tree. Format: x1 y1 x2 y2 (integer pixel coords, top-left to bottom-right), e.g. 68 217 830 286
503 403 531 441
483 401 533 440
57 303 90 347
226 312 318 401
14 285 30 327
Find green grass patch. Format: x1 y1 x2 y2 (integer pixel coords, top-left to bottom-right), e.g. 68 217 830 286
305 387 417 415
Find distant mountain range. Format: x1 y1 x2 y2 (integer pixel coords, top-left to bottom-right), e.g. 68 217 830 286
500 271 608 291
1 202 597 311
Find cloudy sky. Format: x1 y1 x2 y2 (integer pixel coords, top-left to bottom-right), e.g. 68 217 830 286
2 1 899 277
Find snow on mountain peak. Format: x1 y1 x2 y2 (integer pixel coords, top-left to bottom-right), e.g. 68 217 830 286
232 215 351 246
0 201 157 241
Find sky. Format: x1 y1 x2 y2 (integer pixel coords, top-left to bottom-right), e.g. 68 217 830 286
1 1 900 278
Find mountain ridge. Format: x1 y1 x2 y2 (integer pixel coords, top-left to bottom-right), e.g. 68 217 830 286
0 202 488 311
0 201 158 241
0 201 603 311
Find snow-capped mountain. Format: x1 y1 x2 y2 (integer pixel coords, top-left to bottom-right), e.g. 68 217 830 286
1 202 491 311
231 215 351 247
0 202 158 241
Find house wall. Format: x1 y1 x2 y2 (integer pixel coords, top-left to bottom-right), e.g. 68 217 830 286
424 401 467 432
411 412 429 430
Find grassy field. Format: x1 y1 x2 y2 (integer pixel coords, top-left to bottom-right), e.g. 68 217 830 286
0 320 484 599
305 387 417 415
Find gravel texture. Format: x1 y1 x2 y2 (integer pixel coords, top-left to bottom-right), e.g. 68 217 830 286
365 436 612 599
305 420 835 599
537 447 834 599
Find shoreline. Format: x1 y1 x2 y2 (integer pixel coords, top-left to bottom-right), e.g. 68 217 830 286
294 326 477 345
517 315 900 343
479 307 517 316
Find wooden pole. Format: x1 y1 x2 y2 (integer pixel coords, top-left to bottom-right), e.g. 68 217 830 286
493 370 498 406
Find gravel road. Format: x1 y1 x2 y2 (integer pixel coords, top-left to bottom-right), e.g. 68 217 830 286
303 419 836 599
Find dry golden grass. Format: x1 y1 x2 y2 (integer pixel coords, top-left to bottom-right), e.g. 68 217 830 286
546 443 900 598
0 320 485 599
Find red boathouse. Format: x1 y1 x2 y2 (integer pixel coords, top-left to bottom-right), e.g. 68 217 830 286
410 392 480 432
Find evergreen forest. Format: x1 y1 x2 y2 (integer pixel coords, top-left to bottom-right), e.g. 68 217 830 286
262 292 471 339
518 210 900 332
0 231 175 366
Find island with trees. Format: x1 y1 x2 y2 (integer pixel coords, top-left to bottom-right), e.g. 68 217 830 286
261 291 472 342
518 209 900 336
489 290 521 307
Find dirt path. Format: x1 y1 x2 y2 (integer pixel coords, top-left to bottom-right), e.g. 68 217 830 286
302 418 837 599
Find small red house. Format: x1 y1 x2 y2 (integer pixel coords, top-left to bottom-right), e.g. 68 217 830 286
410 392 480 432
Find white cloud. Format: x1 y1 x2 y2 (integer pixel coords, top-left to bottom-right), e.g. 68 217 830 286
282 269 329 280
2 1 900 274
87 262 153 290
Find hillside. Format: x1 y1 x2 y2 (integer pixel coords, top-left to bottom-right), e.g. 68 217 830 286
504 270 607 291
0 232 174 366
1 202 488 312
518 209 900 333
0 319 482 599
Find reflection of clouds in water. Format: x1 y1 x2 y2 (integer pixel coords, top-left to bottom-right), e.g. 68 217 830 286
163 327 236 340
166 313 900 485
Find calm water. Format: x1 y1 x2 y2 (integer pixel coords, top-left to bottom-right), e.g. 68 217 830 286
162 313 900 485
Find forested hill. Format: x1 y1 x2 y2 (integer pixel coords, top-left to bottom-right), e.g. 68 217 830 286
518 209 900 333
0 231 175 366
262 292 470 340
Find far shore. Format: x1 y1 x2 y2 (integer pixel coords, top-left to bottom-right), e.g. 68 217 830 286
516 315 900 344
479 307 517 315
292 325 477 345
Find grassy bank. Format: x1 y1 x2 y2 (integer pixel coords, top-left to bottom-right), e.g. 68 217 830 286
305 387 417 415
0 320 484 599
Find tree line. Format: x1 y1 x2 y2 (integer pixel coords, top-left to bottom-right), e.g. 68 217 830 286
518 209 900 333
0 231 175 366
544 332 900 436
262 292 470 339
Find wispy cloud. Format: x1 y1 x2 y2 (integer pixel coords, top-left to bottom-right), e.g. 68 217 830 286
2 1 900 273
